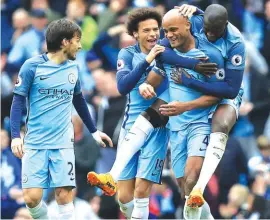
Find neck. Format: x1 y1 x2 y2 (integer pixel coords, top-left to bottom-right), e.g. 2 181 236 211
47 51 68 64
139 45 150 54
176 35 195 53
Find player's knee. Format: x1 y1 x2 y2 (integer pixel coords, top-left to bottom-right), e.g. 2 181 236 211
212 105 236 134
212 117 231 134
134 183 152 198
55 187 73 204
118 194 134 204
23 190 42 208
118 188 134 204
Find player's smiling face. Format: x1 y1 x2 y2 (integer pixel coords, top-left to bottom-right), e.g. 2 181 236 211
64 33 82 60
135 19 160 53
162 16 190 49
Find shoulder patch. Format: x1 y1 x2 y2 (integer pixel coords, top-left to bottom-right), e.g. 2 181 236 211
15 76 22 87
231 54 243 66
215 68 225 80
117 59 125 70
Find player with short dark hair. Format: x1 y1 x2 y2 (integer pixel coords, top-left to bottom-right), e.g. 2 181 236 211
158 4 245 212
10 18 112 219
46 19 82 53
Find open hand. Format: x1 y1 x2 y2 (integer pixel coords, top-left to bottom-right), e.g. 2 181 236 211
159 101 189 116
170 67 191 84
92 130 113 147
194 61 218 77
175 4 197 18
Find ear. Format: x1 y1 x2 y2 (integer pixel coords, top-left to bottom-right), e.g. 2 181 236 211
133 32 138 39
186 21 191 31
62 38 69 47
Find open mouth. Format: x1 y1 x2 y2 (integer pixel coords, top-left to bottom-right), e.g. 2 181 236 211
147 39 157 46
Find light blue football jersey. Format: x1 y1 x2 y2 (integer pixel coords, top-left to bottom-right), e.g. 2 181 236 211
13 53 81 149
190 15 246 72
117 43 167 130
153 48 216 131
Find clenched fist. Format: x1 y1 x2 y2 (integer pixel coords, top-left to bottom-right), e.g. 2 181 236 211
139 83 156 99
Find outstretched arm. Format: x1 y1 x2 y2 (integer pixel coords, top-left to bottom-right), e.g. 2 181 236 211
172 42 245 99
159 95 220 116
180 68 244 99
158 38 217 76
73 93 113 147
73 75 113 147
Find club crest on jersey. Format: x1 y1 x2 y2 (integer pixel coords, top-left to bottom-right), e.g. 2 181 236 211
216 68 225 80
15 76 22 87
68 73 76 84
117 59 124 70
22 174 28 183
231 54 242 66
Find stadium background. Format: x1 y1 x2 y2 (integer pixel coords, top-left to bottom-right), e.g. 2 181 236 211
1 0 270 219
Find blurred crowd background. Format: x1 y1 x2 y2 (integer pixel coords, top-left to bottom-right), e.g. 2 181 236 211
1 0 270 219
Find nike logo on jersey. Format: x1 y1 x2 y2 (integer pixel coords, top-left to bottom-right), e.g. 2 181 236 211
40 76 50 80
151 171 160 176
199 147 206 151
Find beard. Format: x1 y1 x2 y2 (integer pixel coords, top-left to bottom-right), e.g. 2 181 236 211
67 52 76 60
64 49 76 60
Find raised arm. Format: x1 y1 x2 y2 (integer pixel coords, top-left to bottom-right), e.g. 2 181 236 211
116 45 165 95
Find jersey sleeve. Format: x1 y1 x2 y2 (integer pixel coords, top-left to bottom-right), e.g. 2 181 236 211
226 42 246 70
190 15 204 35
116 48 133 73
13 60 35 97
152 59 166 77
74 65 82 95
158 38 200 70
116 48 150 95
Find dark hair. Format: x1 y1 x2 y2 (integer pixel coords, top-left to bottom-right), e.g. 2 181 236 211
46 19 82 52
126 8 162 36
